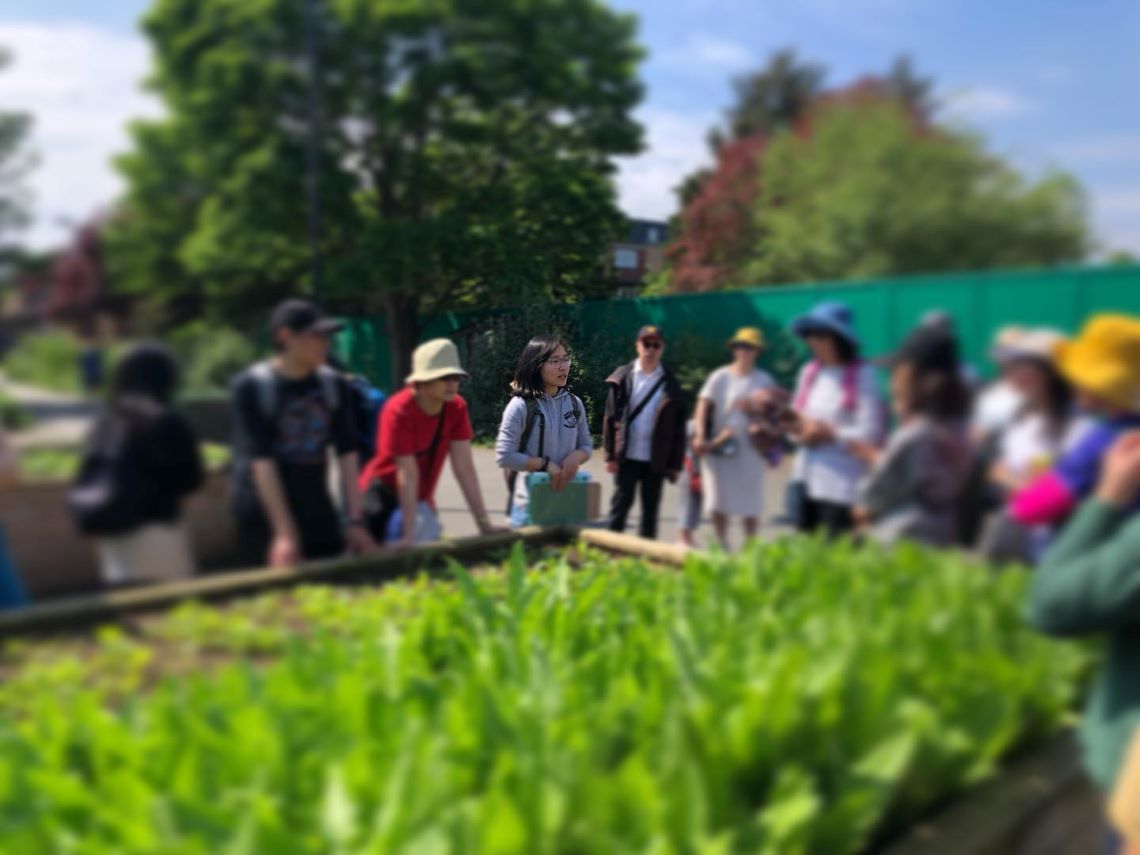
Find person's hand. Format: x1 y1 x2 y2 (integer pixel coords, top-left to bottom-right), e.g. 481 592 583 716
559 456 581 487
546 461 564 491
386 535 416 552
846 439 880 466
666 470 680 484
852 506 872 527
606 460 619 475
476 516 510 536
692 439 709 456
345 524 379 556
800 420 836 446
1096 430 1140 508
267 534 300 568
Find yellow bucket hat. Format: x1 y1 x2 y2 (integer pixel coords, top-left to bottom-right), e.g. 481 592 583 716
728 327 764 350
1054 314 1140 411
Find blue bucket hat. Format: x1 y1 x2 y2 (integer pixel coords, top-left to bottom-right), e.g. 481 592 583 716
790 301 860 347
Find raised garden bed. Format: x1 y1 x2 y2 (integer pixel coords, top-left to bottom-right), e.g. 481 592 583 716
0 529 1098 852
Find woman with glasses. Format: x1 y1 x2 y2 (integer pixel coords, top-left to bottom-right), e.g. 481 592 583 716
495 335 592 528
786 301 883 537
693 327 780 549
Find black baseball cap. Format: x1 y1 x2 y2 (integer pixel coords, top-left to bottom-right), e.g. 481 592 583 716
268 299 344 337
879 324 959 373
637 325 665 343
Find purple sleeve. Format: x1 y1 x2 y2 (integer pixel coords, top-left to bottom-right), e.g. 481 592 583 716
1053 425 1115 498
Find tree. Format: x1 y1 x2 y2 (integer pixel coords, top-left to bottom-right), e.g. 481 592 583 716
679 50 823 207
107 0 643 380
746 98 1088 284
0 47 34 247
664 136 767 293
662 53 938 292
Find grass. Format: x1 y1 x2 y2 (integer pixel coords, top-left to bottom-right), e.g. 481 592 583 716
17 443 231 483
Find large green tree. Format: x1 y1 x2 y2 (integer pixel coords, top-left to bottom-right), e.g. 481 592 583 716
106 0 643 378
0 47 34 248
746 99 1088 284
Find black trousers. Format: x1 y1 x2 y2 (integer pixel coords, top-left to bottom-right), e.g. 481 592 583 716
608 459 665 540
797 497 854 538
236 515 345 569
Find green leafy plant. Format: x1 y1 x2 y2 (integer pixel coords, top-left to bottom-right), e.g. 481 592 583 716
0 390 30 430
0 540 1086 852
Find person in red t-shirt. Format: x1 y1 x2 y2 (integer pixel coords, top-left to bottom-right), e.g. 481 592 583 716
359 339 502 547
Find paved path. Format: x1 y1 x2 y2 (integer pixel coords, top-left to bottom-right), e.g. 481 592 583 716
0 373 96 449
434 447 791 550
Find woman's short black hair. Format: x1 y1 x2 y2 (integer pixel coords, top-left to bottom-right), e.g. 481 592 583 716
806 329 859 364
831 332 859 364
510 334 567 399
910 367 971 423
110 342 180 407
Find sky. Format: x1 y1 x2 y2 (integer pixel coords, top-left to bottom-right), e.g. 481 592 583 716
1 0 1139 256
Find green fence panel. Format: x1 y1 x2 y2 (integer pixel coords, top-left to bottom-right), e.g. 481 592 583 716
341 264 1140 391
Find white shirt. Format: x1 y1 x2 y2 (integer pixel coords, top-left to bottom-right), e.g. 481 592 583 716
791 362 883 505
999 411 1095 481
699 366 777 441
972 381 1024 437
626 362 665 462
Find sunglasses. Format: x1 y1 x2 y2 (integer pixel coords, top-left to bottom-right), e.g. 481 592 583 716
640 339 663 350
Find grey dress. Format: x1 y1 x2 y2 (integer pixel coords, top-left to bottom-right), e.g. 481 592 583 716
858 417 968 547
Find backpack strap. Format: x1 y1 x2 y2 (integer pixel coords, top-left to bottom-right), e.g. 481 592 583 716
315 365 341 413
249 360 279 422
250 361 342 422
506 398 543 515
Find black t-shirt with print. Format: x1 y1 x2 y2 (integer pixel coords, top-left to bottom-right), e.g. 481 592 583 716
230 369 356 541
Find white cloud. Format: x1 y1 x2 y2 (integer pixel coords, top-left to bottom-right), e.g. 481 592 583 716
687 35 753 70
614 107 715 221
938 86 1036 122
659 34 754 72
0 22 160 249
1052 135 1140 164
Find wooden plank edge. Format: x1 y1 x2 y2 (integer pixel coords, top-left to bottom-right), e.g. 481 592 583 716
0 526 573 638
573 528 693 566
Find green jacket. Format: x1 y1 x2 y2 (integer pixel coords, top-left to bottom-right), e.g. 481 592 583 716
1027 499 1140 790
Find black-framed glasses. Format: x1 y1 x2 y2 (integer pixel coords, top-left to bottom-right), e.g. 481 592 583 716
640 339 663 350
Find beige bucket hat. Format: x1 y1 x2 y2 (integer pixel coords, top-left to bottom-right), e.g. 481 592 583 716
406 339 468 384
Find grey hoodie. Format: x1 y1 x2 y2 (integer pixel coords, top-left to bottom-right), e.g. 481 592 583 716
495 389 592 512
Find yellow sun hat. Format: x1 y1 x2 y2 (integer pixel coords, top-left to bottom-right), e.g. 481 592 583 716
728 327 764 350
1054 314 1140 411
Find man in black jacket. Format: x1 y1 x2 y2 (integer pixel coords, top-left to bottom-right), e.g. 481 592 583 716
602 325 687 539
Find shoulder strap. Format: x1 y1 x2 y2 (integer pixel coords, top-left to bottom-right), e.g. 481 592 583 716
419 403 448 459
249 361 278 422
315 365 341 413
841 361 862 413
793 360 821 410
628 375 667 427
517 398 542 456
506 398 543 516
